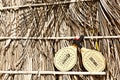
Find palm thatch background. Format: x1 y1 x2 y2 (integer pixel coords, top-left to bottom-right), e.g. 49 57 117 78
0 0 120 80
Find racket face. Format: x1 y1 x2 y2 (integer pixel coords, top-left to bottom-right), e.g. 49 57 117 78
54 46 77 71
81 48 105 72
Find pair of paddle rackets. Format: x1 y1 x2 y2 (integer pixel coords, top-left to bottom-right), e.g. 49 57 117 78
54 36 105 72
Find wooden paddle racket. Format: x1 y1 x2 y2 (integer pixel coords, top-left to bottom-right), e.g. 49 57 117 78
80 47 105 72
54 45 77 71
54 36 84 71
74 35 106 72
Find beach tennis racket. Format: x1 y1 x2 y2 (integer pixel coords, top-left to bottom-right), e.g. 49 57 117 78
74 36 106 72
80 47 106 72
54 36 83 71
54 46 77 71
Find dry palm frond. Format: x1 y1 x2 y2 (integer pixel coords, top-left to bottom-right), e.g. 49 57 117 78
0 0 120 80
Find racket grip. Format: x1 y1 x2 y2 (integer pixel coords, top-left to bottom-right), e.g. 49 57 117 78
73 35 84 48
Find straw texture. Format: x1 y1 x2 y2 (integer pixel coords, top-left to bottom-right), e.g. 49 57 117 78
0 0 120 80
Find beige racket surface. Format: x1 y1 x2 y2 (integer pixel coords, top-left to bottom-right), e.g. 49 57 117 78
54 46 77 71
81 48 105 72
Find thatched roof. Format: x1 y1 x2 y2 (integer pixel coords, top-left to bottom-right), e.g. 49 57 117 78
0 0 120 80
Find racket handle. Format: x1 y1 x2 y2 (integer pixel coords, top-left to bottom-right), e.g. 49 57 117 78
73 35 84 48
